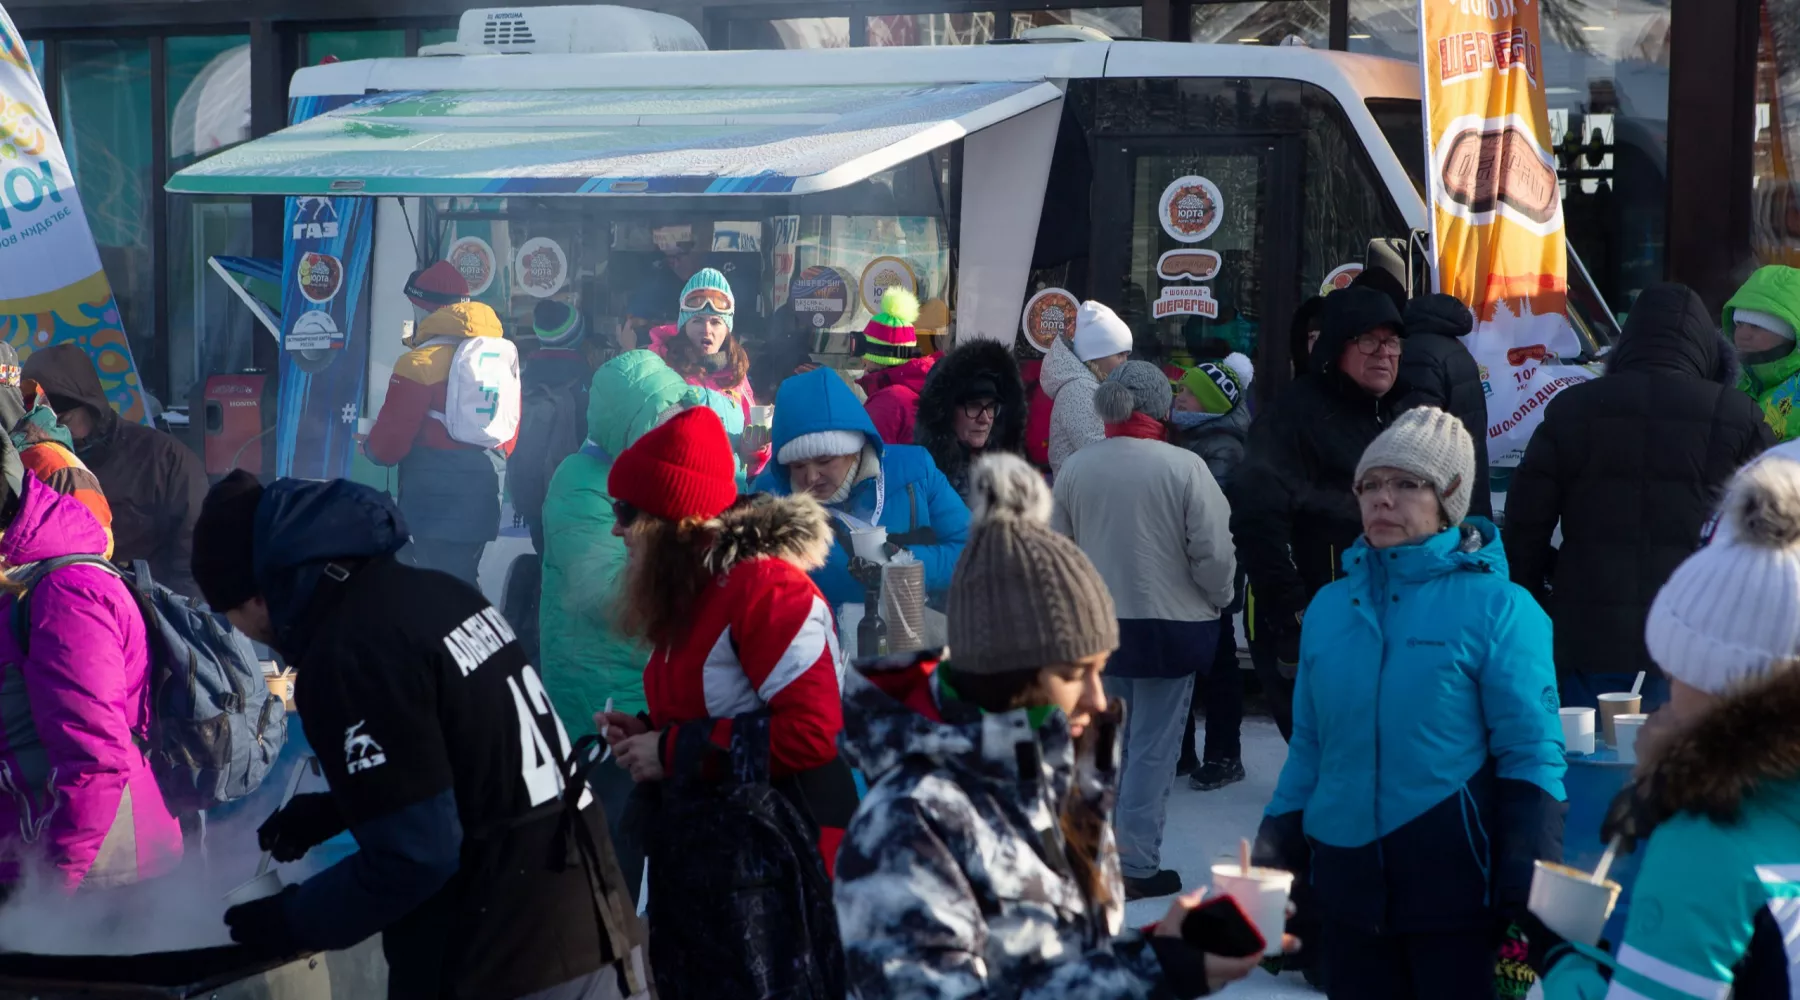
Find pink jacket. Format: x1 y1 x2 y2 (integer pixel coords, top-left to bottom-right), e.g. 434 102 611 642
858 355 938 446
0 474 182 890
648 325 771 475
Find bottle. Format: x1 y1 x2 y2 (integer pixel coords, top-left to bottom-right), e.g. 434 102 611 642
858 583 889 658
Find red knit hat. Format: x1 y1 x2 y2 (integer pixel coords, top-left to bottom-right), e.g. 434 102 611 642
404 260 471 312
607 406 739 522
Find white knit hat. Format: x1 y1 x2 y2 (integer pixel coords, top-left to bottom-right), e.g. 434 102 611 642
777 429 863 466
1354 407 1476 526
1072 301 1132 362
1735 308 1796 343
1646 456 1800 694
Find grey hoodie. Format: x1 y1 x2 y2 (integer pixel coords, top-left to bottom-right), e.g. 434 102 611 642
1042 335 1105 475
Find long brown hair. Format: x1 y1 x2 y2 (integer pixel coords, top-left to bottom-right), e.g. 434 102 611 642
940 664 1115 910
662 324 750 388
615 514 722 647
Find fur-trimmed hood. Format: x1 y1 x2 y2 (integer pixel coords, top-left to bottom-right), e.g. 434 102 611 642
706 491 834 576
1639 668 1800 826
914 339 1027 493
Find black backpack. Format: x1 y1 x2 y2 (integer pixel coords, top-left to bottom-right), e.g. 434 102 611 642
509 377 588 541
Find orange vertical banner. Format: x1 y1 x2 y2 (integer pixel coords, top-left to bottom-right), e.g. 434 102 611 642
1422 0 1589 466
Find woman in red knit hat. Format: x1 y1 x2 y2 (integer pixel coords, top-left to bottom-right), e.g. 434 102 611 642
597 404 851 1000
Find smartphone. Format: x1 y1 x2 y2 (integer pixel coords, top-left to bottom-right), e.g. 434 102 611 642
1181 894 1265 958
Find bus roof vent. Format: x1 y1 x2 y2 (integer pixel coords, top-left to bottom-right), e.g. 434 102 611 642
1013 24 1112 43
423 6 707 55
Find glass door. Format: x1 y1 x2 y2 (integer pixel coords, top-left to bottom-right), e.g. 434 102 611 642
1092 136 1301 400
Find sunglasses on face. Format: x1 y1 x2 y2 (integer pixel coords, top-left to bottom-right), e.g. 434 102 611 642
960 400 1000 420
681 287 735 314
612 500 642 529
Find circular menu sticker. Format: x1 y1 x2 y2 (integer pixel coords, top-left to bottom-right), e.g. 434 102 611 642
1158 175 1224 244
860 256 918 314
446 236 497 297
286 309 340 353
792 265 853 330
1320 263 1364 296
1021 288 1079 354
297 252 343 305
515 237 568 298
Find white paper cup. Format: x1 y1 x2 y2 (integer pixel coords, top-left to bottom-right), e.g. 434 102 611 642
749 405 774 428
1596 693 1642 747
1527 860 1620 945
1559 707 1596 756
1613 713 1648 764
850 528 889 563
1210 864 1294 956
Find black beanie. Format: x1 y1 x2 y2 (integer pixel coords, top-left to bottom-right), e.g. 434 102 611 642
192 469 264 613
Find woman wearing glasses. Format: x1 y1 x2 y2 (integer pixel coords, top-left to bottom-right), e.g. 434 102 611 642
649 268 773 476
1254 407 1567 1000
913 338 1026 502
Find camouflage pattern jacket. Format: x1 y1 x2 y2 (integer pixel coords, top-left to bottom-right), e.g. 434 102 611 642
834 654 1214 1000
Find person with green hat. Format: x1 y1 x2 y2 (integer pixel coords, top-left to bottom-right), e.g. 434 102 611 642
648 267 770 475
1725 264 1800 442
857 287 938 446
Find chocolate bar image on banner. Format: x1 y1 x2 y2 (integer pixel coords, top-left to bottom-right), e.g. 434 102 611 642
1156 249 1222 282
1440 126 1559 225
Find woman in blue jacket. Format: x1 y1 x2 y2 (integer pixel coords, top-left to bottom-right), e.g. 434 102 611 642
1256 407 1567 1000
753 366 970 611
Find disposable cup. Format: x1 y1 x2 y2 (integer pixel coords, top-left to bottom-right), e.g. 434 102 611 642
1613 713 1648 765
1559 707 1596 756
749 405 774 429
1527 860 1620 945
850 528 889 563
1596 693 1641 747
1210 864 1293 956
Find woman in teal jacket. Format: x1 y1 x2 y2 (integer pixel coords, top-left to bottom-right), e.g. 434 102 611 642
752 366 970 611
1533 457 1800 1000
1256 408 1567 999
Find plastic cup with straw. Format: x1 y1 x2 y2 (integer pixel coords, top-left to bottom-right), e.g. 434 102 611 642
1211 836 1294 956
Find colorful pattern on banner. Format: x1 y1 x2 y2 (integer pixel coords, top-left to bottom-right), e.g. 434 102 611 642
274 94 374 479
1421 0 1592 466
0 11 146 423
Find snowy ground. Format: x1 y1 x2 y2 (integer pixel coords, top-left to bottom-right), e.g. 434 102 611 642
1122 716 1322 999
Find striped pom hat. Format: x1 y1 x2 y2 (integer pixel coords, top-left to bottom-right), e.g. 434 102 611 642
532 300 587 349
1180 352 1254 415
858 287 921 367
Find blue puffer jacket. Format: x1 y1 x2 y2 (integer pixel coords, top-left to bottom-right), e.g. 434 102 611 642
752 368 971 610
1257 518 1568 935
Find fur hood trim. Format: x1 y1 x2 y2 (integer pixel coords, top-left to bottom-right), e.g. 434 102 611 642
1641 667 1800 825
705 492 834 575
915 339 1027 470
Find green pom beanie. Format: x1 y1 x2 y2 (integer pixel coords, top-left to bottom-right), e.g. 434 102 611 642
858 287 921 367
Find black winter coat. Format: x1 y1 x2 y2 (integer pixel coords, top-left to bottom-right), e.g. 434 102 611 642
1399 294 1493 519
1232 286 1407 630
913 339 1027 502
1504 283 1773 678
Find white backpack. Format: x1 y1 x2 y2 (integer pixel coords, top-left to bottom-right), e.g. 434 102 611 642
426 336 522 448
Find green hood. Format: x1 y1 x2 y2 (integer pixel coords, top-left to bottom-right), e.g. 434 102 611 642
588 349 706 457
1725 265 1800 391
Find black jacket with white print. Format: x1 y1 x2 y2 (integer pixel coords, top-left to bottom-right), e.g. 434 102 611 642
834 653 1215 1000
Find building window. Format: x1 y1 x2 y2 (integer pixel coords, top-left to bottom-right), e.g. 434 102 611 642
1349 0 1671 313
25 40 43 90
419 27 462 49
303 30 406 65
1190 1 1329 46
868 13 999 46
1014 8 1142 38
59 39 157 400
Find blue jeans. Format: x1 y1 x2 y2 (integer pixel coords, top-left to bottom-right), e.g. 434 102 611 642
1103 674 1195 878
1557 671 1669 712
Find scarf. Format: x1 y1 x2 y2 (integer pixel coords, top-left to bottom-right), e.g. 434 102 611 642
1170 410 1226 430
827 444 882 507
1104 412 1167 442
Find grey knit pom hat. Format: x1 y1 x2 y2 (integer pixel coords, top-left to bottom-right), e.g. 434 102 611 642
1094 359 1173 423
948 453 1118 674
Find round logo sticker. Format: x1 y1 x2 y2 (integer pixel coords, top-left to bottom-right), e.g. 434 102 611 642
286 309 340 353
1320 263 1365 296
1021 288 1080 354
515 237 568 298
792 266 853 330
297 252 343 305
445 236 497 297
1158 175 1224 244
860 256 918 315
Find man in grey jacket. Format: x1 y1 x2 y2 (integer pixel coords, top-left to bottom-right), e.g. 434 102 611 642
1053 360 1236 900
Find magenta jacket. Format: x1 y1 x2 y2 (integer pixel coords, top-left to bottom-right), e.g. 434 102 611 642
858 355 938 446
647 325 771 475
0 474 182 890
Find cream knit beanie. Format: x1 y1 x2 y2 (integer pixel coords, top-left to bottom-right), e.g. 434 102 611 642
1354 407 1476 526
1646 456 1800 694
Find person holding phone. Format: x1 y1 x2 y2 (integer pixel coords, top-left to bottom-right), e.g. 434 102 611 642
835 452 1286 999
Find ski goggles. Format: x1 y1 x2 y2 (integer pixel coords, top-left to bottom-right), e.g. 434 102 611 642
681 287 735 315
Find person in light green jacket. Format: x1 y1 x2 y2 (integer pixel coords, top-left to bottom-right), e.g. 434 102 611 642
1726 264 1800 441
1531 456 1800 1000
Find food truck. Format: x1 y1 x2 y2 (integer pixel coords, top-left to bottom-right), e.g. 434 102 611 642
168 4 1618 597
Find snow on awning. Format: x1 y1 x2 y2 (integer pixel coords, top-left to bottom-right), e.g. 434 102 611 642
166 81 1062 197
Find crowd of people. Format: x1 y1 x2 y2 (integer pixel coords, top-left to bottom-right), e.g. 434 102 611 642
0 254 1797 1000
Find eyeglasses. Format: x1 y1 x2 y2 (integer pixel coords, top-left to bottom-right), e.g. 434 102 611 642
1353 475 1431 499
612 500 642 529
960 400 1000 420
1352 332 1404 356
681 287 735 314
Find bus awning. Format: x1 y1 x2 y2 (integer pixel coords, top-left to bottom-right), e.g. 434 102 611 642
166 81 1062 197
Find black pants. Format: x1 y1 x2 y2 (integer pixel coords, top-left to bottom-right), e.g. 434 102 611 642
1189 613 1244 761
1246 592 1294 742
1320 923 1496 1000
591 763 645 907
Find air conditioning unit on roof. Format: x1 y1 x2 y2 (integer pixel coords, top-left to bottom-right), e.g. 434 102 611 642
422 5 707 56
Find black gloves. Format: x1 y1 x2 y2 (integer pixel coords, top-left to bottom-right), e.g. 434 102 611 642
1600 780 1654 856
225 885 299 957
258 792 346 863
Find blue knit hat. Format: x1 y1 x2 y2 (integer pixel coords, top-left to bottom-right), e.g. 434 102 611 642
532 300 586 349
678 268 735 335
